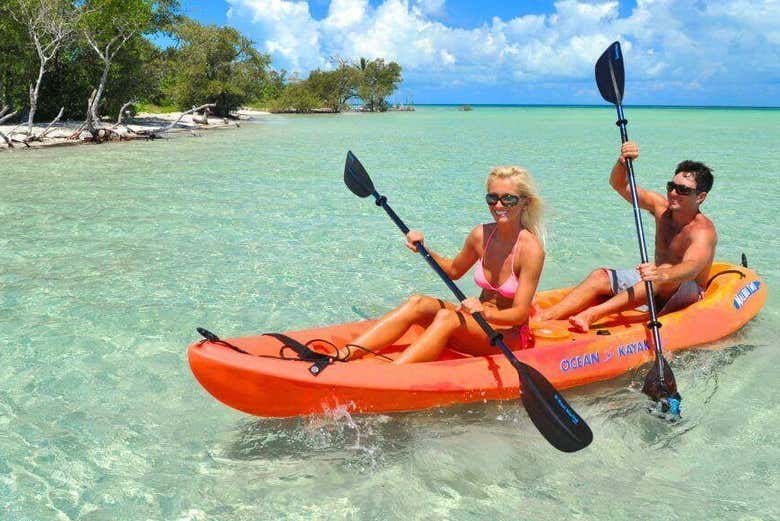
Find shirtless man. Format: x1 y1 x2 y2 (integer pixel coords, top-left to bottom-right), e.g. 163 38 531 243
538 141 717 331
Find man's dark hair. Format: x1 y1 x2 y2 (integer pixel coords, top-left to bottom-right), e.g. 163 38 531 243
675 160 714 192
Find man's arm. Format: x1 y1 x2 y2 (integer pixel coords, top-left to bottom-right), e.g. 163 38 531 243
609 141 667 214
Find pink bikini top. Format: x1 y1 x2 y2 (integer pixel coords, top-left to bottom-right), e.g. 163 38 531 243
474 225 521 298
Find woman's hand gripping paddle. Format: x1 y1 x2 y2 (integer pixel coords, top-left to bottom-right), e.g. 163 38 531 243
595 41 681 418
343 151 593 452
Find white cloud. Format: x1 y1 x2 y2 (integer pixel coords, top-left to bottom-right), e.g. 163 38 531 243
225 0 780 104
324 0 368 29
414 0 445 17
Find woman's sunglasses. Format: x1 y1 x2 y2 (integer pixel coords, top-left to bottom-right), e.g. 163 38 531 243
486 193 523 207
666 181 700 196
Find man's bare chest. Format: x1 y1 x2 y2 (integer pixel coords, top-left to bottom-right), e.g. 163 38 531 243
655 221 691 261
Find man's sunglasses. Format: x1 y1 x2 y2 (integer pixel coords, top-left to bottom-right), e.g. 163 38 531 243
486 193 523 207
666 181 700 196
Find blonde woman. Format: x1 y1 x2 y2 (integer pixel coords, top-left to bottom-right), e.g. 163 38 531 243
348 166 545 364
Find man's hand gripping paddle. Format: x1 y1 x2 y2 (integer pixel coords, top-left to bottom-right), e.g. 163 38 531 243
595 41 682 418
344 151 593 452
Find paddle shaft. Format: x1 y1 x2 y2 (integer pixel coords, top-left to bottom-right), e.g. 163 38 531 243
612 103 667 388
371 192 527 372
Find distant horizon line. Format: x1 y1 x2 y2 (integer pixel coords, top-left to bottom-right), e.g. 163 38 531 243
404 103 780 110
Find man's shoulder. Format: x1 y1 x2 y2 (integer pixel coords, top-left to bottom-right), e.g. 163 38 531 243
693 212 716 229
690 213 717 239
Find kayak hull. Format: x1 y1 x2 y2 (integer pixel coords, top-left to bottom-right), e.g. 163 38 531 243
187 263 766 417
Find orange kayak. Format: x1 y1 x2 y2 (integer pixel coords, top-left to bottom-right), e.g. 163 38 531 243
188 262 766 417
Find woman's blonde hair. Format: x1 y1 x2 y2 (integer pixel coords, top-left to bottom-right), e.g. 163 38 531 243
486 166 546 247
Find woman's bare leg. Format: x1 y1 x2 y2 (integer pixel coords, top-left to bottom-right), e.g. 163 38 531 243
393 307 529 364
347 294 445 359
393 307 463 364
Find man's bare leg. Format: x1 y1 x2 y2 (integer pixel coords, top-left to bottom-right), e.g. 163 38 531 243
566 278 683 332
537 269 613 321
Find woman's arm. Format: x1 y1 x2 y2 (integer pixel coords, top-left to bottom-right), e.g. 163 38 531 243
406 225 481 280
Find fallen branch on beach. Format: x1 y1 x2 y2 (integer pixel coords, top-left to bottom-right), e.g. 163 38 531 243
39 107 65 138
191 105 211 125
3 101 238 151
115 100 137 127
67 90 95 140
68 90 131 143
135 103 216 138
15 107 67 144
0 106 20 148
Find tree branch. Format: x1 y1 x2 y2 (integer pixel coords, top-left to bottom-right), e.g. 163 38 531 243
115 100 136 126
0 106 18 124
137 104 216 136
39 107 65 138
0 106 17 149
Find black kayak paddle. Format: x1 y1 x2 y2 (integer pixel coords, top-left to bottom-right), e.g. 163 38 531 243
595 41 681 417
343 151 593 452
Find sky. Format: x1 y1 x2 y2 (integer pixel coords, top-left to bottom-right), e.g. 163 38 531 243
178 0 780 106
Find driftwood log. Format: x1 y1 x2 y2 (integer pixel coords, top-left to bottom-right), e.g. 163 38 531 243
16 107 66 143
67 90 96 140
135 103 216 138
191 105 211 125
39 107 65 138
115 100 136 126
69 90 130 143
0 106 20 148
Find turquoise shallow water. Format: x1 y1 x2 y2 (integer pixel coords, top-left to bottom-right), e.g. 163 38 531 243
1 106 779 520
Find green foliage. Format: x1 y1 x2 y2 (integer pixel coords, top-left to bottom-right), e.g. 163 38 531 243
356 58 402 112
167 18 273 116
269 81 322 113
305 63 359 112
80 0 156 45
1 0 404 123
0 4 31 111
135 101 179 113
269 58 402 113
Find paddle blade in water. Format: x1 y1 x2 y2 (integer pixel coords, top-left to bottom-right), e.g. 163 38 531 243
344 151 375 198
518 362 593 452
595 41 625 105
641 354 678 399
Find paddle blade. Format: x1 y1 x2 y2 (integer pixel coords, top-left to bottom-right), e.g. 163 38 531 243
518 362 593 453
641 355 678 400
595 41 625 105
344 151 375 198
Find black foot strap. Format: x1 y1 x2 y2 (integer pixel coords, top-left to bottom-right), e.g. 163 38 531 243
262 333 333 376
196 328 333 376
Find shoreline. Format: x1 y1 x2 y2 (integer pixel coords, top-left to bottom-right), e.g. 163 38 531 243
0 108 271 153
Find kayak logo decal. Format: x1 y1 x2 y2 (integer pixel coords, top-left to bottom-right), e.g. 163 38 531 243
616 340 649 357
733 280 761 310
560 341 650 372
560 352 600 372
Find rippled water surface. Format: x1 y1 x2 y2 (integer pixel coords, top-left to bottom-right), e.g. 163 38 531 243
1 106 778 520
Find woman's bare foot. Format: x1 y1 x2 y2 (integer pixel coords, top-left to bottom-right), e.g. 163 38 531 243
568 312 594 333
